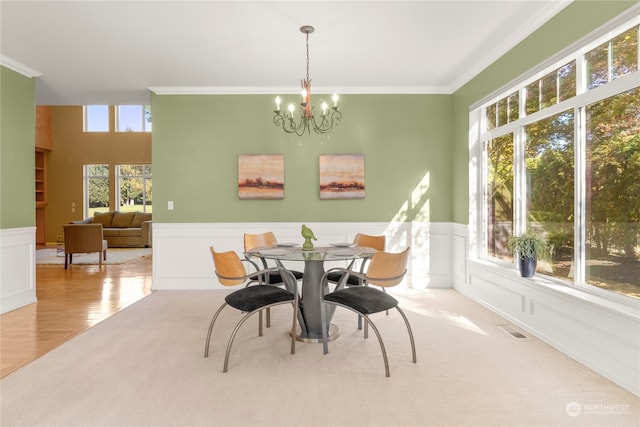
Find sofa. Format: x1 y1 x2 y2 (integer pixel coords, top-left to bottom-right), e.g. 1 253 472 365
73 211 152 248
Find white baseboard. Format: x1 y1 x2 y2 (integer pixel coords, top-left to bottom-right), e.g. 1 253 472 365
1 227 36 314
151 221 454 290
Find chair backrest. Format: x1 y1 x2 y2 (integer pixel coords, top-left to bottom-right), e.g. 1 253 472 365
365 247 410 288
210 247 248 286
353 233 386 251
63 224 104 254
243 232 277 252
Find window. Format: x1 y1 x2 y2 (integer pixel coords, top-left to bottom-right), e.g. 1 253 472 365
116 105 152 132
475 21 639 299
84 164 109 217
525 110 575 279
116 165 152 212
485 134 514 261
585 88 640 295
586 26 638 90
84 105 109 132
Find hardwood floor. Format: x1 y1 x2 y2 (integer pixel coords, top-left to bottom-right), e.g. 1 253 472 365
0 250 152 378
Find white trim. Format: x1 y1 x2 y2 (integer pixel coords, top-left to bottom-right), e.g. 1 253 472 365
151 221 453 291
148 86 451 96
453 224 640 397
470 3 640 111
1 227 36 314
450 0 574 93
0 55 42 78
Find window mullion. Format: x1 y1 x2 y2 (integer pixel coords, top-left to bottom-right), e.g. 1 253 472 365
514 125 526 237
574 106 587 286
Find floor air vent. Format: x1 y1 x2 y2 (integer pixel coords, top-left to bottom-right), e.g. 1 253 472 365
498 325 528 339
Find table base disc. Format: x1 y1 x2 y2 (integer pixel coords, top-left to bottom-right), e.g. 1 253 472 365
290 323 339 344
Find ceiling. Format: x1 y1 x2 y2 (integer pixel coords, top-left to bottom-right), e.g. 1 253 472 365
1 1 572 105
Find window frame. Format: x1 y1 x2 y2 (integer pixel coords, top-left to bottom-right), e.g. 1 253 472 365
83 105 109 132
115 164 152 212
115 105 152 133
470 13 640 303
83 164 110 218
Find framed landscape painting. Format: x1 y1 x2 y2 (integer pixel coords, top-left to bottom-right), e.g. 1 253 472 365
238 154 284 199
319 154 365 199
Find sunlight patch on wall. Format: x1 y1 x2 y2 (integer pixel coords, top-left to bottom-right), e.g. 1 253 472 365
390 172 430 223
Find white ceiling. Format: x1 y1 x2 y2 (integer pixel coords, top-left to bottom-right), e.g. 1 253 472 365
1 1 572 105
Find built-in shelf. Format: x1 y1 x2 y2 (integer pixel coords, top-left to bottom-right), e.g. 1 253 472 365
35 150 47 244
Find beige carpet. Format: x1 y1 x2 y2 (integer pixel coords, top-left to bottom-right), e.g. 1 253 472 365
36 247 152 266
1 289 638 427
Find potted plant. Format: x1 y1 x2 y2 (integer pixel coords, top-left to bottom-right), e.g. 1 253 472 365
507 232 548 277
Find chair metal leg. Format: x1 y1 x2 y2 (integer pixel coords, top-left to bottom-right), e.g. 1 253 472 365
204 303 228 357
290 301 298 355
395 306 417 363
258 310 263 336
223 301 294 373
323 302 390 377
266 307 271 328
361 314 390 377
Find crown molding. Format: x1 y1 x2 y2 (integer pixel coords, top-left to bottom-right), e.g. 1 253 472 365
148 86 451 96
0 55 42 78
449 0 574 93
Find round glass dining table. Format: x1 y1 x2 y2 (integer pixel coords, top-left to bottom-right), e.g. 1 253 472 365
246 245 376 343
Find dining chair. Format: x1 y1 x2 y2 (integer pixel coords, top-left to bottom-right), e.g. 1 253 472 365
204 247 299 373
243 232 304 327
319 247 416 377
325 233 386 287
326 233 386 329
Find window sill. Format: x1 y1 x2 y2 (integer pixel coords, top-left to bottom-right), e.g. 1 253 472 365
468 258 640 321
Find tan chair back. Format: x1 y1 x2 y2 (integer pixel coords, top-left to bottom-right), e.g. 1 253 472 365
365 247 410 288
210 247 248 286
63 224 104 254
353 233 386 251
243 232 277 252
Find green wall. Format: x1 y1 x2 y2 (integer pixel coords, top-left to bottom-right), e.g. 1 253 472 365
0 66 35 229
152 94 453 223
451 0 638 224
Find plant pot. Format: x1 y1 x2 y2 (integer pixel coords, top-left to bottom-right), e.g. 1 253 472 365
518 257 537 277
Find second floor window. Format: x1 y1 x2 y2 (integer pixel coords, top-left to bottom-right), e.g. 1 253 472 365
116 105 152 132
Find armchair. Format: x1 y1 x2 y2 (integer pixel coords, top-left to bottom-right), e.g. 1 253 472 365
62 224 108 269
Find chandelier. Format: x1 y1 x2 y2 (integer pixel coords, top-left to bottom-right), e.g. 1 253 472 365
273 25 342 136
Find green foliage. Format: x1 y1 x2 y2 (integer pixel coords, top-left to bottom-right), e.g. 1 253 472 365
507 232 549 260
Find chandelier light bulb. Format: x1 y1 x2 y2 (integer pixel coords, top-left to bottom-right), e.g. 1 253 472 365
332 94 339 107
275 96 281 110
288 103 295 116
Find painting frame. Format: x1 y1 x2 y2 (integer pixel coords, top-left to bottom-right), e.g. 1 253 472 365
238 154 284 200
319 154 365 200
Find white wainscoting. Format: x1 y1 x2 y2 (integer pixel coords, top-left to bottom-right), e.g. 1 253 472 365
151 221 454 290
452 224 640 397
1 227 36 314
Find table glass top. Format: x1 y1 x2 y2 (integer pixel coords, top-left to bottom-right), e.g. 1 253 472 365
247 245 376 261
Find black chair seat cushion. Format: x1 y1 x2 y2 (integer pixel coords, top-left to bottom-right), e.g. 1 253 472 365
249 270 304 284
225 285 294 312
324 286 397 315
326 271 362 286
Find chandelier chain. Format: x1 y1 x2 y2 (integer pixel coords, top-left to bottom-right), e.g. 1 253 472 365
305 31 310 83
